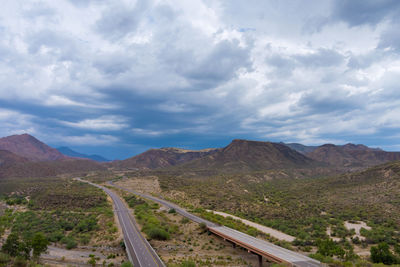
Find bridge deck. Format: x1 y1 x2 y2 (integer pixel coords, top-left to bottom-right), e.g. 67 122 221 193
209 226 322 267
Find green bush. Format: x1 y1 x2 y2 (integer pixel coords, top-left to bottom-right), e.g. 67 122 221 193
370 242 399 265
61 237 77 250
121 262 133 267
13 256 27 267
181 260 195 267
168 208 176 214
316 239 345 258
0 252 10 265
146 226 170 240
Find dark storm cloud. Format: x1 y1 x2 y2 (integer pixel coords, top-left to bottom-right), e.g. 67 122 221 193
93 53 134 75
330 0 400 27
298 90 364 114
95 1 149 40
182 40 252 89
26 30 79 61
378 22 400 52
1 0 400 159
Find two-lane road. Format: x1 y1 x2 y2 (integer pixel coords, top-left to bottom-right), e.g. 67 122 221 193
76 178 164 267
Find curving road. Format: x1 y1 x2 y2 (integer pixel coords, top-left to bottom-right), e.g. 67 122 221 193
76 178 164 267
110 181 322 267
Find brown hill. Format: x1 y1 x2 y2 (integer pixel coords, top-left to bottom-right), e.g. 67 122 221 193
178 139 318 172
306 143 400 169
0 150 28 166
0 134 67 161
283 143 318 154
110 147 220 170
0 158 105 179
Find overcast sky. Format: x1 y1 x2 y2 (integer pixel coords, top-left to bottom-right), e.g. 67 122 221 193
1 0 400 159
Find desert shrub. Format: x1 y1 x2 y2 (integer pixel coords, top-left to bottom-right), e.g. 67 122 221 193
146 226 170 240
61 236 77 249
370 242 399 265
168 208 176 214
316 239 345 258
181 260 195 267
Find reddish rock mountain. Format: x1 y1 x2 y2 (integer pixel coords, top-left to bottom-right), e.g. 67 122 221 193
0 149 28 166
306 143 400 169
111 147 220 170
0 134 67 161
0 134 105 178
0 159 105 179
179 139 318 172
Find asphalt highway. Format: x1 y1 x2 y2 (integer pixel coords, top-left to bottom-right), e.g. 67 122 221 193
76 178 164 267
210 226 322 267
110 181 322 267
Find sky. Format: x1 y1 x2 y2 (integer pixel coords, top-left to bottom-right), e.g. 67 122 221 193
1 0 400 159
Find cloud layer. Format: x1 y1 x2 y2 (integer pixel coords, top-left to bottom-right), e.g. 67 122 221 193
1 0 400 159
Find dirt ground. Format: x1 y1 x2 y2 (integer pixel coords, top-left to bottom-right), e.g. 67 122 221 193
41 245 126 266
209 210 295 242
115 176 162 195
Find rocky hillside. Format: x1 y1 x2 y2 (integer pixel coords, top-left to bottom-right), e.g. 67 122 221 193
306 143 400 169
0 158 105 179
0 134 67 161
110 147 220 170
0 150 28 166
179 139 318 172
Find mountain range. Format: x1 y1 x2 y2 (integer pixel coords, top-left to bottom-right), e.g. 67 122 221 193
2 133 400 178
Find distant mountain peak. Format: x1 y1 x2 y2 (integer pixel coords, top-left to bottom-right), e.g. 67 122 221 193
0 133 66 161
57 146 109 162
179 139 318 172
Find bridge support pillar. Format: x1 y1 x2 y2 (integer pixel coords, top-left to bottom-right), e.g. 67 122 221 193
258 254 262 267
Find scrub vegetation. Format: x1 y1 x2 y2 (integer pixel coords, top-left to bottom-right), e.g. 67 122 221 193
152 161 400 265
0 177 119 266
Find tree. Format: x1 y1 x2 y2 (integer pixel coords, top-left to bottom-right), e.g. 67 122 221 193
32 232 48 259
1 233 20 257
1 233 31 259
316 239 345 258
370 242 399 265
121 262 133 267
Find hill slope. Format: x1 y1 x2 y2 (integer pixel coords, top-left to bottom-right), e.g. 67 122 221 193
0 134 67 161
111 147 220 170
179 139 317 172
0 159 105 179
0 150 28 166
57 146 109 162
284 143 318 154
306 143 400 169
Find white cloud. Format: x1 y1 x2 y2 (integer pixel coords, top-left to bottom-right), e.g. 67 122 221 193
0 109 37 137
61 116 128 131
62 134 119 145
1 0 400 150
